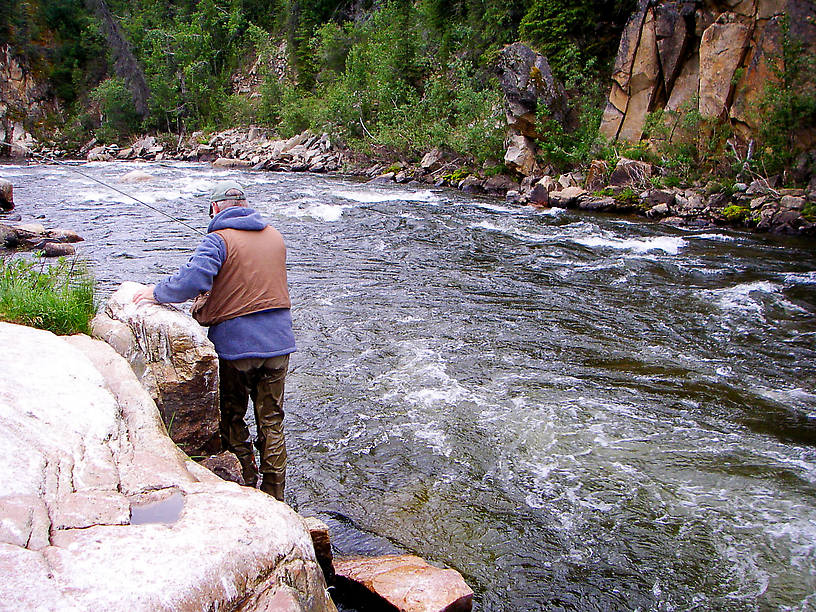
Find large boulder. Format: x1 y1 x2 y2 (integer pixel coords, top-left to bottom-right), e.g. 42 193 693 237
91 282 220 457
504 134 539 177
495 42 568 139
0 321 335 611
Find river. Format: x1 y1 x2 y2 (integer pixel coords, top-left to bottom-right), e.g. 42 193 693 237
3 161 816 611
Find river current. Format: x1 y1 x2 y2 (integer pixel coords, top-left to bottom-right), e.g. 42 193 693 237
3 161 816 611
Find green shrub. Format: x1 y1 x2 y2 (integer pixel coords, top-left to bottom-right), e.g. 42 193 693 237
722 204 751 223
614 187 638 205
91 77 140 143
0 256 96 336
643 97 733 180
754 17 816 180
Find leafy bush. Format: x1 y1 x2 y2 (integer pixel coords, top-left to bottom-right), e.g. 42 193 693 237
754 17 816 179
0 256 96 335
643 97 733 181
90 77 140 143
722 204 751 223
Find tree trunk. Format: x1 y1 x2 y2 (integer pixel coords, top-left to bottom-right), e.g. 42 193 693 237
84 0 150 117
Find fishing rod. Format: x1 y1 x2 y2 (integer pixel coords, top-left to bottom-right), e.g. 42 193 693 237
0 140 205 236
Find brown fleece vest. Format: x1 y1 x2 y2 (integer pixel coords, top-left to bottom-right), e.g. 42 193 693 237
192 226 290 326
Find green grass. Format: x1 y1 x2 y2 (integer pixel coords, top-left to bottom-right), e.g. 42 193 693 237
0 256 96 335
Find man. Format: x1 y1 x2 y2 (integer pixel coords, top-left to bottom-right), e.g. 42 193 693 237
132 180 295 501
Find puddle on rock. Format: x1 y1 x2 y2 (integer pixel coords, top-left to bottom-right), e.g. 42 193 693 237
129 489 185 525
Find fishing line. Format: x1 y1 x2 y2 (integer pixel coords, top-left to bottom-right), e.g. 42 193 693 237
1 141 205 236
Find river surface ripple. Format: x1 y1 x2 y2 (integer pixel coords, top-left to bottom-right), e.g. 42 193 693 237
4 161 816 611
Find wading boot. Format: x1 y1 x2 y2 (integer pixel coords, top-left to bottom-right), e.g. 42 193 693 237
237 453 259 489
259 475 285 502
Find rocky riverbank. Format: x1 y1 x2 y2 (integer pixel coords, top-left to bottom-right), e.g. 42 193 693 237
19 126 813 238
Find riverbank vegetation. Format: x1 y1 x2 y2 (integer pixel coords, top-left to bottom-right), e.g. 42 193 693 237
2 1 815 188
3 0 632 164
0 257 96 335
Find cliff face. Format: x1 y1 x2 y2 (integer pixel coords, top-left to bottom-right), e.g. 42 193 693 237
0 45 59 156
600 0 816 146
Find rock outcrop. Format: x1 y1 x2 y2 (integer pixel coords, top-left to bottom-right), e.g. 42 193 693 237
0 45 57 157
91 282 221 457
600 0 816 145
496 42 568 177
0 321 335 611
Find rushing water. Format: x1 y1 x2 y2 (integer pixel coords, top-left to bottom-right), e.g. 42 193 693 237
3 161 816 611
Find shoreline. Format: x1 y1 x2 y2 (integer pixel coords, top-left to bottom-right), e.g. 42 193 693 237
2 129 815 240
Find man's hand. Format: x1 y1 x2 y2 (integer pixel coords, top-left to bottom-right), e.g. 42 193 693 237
132 284 157 306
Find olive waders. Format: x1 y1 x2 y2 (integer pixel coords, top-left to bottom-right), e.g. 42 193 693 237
219 354 289 501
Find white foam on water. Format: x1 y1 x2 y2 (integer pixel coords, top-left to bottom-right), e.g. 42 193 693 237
411 421 452 457
72 187 188 205
332 189 442 204
694 233 739 242
574 234 687 254
473 220 550 243
274 199 350 222
714 281 780 312
781 271 816 286
538 206 567 216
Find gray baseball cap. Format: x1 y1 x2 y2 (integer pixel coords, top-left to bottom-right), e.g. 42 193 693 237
209 180 246 202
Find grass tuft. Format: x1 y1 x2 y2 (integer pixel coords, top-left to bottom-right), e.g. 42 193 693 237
0 256 96 335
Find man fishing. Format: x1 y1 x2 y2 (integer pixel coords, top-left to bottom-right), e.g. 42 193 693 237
132 180 295 502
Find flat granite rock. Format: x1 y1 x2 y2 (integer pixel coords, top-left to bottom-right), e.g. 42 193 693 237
0 322 335 612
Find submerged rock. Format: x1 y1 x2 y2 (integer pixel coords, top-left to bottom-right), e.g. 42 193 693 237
0 321 334 611
120 170 156 183
91 282 220 457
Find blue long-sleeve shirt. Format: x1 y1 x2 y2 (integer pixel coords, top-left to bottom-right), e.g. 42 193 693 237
153 206 296 360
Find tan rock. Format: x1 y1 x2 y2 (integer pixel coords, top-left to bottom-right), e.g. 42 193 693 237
665 53 700 115
549 186 587 207
611 0 651 92
528 183 550 207
584 160 609 191
15 223 45 235
504 134 539 176
42 242 76 257
699 13 753 119
335 555 473 612
200 451 245 485
420 149 445 173
47 228 84 243
303 516 334 585
609 158 653 187
212 157 252 168
725 0 758 16
120 170 156 183
757 0 787 19
730 16 783 129
654 2 690 91
618 8 661 141
599 100 626 141
91 282 220 457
